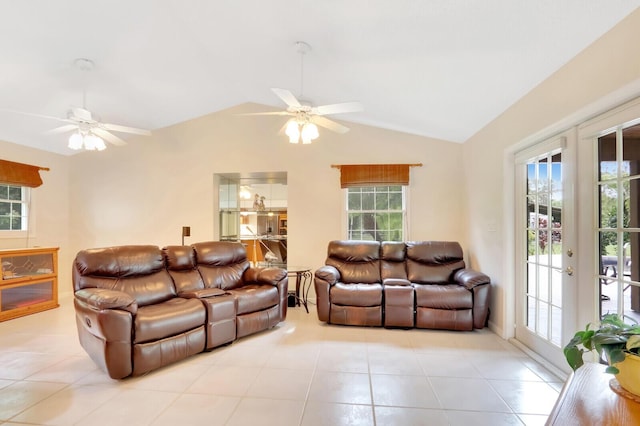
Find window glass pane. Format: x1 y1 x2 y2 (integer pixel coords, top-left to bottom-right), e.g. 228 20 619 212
362 192 375 210
0 185 8 199
348 192 361 210
389 192 402 210
348 213 362 231
375 193 388 210
8 186 21 201
347 186 405 242
600 183 618 229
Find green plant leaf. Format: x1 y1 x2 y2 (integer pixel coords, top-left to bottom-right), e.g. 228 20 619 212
608 348 627 365
605 365 620 374
564 347 584 371
627 335 640 351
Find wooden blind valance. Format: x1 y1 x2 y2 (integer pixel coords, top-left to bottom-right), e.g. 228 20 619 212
332 163 421 188
0 159 49 188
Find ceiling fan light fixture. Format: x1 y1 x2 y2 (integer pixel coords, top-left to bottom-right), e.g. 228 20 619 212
68 131 106 151
68 132 84 150
93 135 107 151
301 122 319 144
285 119 300 143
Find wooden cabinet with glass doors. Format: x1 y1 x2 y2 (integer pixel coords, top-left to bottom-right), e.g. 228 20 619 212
0 247 59 321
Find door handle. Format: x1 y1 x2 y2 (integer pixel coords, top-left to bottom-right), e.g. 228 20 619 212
565 266 574 276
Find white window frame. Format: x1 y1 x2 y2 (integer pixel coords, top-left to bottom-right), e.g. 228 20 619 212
0 184 33 237
343 185 408 242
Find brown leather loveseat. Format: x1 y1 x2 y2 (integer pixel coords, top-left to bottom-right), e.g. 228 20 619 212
73 241 287 379
314 240 490 331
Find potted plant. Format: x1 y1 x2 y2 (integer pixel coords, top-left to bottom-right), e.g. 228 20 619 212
564 313 640 396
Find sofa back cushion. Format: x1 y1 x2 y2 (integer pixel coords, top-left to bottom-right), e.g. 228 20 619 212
73 245 177 306
406 241 465 284
325 240 381 284
381 241 407 280
193 241 250 290
163 245 205 294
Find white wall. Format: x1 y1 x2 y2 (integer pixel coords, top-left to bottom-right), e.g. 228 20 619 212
462 9 640 336
68 103 466 287
0 140 71 293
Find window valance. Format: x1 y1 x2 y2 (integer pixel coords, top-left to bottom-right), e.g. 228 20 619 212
0 159 49 188
331 163 421 188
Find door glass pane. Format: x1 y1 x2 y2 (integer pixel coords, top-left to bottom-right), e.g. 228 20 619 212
525 150 563 345
598 124 640 322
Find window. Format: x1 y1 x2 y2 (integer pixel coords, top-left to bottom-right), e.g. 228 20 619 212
347 185 405 241
0 184 29 231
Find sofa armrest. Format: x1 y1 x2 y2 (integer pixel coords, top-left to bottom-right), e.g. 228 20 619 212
453 268 491 290
314 265 340 285
244 267 287 286
180 288 227 299
74 288 138 314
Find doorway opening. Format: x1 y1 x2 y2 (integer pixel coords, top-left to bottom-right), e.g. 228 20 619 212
215 172 287 267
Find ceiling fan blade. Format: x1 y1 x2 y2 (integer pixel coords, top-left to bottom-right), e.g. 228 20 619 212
102 123 151 136
313 102 363 116
310 116 350 134
93 128 127 146
44 124 78 135
0 108 72 123
271 88 301 108
238 111 293 116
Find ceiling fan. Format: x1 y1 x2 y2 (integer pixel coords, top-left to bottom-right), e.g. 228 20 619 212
20 105 152 151
1 58 151 151
243 42 363 144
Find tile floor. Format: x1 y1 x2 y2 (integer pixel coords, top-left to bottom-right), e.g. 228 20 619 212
0 293 565 425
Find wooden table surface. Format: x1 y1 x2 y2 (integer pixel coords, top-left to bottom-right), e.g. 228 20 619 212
546 362 640 425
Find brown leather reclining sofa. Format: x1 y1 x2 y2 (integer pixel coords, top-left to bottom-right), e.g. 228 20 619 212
73 241 287 379
315 240 490 331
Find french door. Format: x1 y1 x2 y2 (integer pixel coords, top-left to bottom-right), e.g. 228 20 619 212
515 131 577 370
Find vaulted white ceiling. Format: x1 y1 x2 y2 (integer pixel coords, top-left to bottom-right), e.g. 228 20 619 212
1 1 639 155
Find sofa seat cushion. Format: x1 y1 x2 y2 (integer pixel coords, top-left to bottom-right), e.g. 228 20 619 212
414 284 472 309
134 298 205 344
331 283 382 307
227 284 279 315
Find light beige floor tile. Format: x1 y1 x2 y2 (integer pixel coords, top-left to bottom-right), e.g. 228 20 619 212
74 369 120 387
0 293 567 426
225 397 305 426
264 344 320 370
122 360 210 392
472 355 545 381
186 365 261 396
445 410 524 426
246 367 313 400
520 358 564 382
489 380 559 415
213 341 275 368
368 350 423 375
408 331 461 353
371 374 440 408
364 328 413 350
518 413 549 426
308 371 372 405
151 393 240 426
11 384 120 425
25 355 98 384
375 406 449 426
0 379 14 390
73 388 179 426
417 352 482 378
316 346 369 373
0 352 69 380
429 377 512 412
301 401 374 426
0 381 67 420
